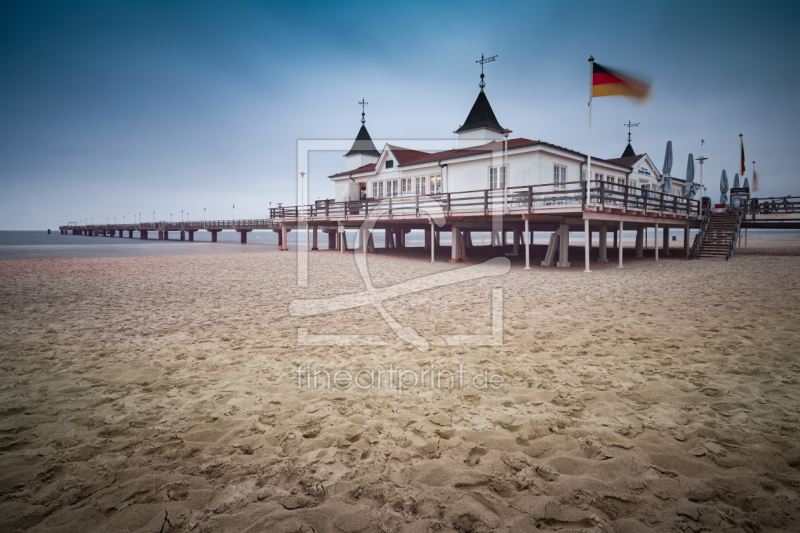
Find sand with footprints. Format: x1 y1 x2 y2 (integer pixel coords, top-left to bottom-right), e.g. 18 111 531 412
1 240 799 532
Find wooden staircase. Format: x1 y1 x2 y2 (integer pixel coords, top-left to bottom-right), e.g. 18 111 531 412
693 208 744 260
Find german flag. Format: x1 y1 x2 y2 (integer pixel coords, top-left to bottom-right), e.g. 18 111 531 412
592 63 651 102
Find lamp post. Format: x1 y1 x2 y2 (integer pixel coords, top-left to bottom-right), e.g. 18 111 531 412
696 140 708 215
204 207 206 223
181 210 183 222
232 204 235 222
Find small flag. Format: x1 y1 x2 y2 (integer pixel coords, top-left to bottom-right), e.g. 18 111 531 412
592 63 652 102
740 135 746 177
752 170 759 192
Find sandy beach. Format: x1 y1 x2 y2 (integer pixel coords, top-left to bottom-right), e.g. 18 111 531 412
1 239 799 532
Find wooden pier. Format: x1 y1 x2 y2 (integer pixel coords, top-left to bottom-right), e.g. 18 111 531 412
57 219 279 244
268 180 703 267
57 186 800 267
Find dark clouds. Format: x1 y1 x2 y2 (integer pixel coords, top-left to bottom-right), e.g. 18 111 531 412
1 0 798 229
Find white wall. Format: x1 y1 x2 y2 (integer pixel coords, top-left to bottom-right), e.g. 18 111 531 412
334 180 351 202
457 128 504 148
335 146 636 198
346 153 379 171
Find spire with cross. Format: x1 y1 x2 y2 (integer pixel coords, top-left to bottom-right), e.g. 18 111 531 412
359 98 368 124
476 54 497 90
624 120 639 144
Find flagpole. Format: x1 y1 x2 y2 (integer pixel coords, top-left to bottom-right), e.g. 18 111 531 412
585 55 594 273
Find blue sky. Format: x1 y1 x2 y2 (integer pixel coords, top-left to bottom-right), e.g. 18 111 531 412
1 0 798 229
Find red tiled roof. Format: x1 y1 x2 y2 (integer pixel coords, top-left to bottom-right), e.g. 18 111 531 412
329 162 376 178
605 155 641 167
329 138 631 178
386 144 433 166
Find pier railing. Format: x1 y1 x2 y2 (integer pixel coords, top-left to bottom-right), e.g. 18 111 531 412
60 219 277 231
269 180 700 222
748 196 799 217
59 181 704 234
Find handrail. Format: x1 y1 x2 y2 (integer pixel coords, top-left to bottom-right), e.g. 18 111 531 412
60 180 704 232
268 180 700 221
59 219 278 231
727 207 745 260
689 202 712 259
750 196 800 215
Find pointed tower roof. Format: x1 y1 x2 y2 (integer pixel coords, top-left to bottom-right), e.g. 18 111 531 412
621 142 636 158
455 90 504 134
345 125 380 157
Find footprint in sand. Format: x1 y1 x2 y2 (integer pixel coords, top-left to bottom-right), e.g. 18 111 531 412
465 445 488 466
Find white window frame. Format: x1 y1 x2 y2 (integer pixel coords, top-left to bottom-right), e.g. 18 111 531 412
415 176 426 196
429 174 442 194
490 165 507 190
553 165 566 189
372 181 384 199
385 180 398 198
401 178 413 197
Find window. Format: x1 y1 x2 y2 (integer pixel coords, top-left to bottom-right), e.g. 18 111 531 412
385 160 394 169
401 178 413 197
641 183 650 191
630 179 637 189
553 165 566 189
491 165 507 190
386 180 398 197
581 171 587 181
415 176 426 196
595 173 603 181
429 174 442 194
618 178 625 192
372 181 383 199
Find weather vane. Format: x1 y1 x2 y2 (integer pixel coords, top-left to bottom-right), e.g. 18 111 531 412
476 54 497 90
359 98 368 124
624 120 639 143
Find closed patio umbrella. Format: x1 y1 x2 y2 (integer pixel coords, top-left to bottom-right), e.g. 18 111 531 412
720 169 729 205
682 153 697 199
659 140 673 193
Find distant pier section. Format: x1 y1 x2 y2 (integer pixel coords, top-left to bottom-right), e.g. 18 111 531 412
58 219 280 244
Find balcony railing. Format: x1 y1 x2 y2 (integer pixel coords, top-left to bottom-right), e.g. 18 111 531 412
269 180 701 221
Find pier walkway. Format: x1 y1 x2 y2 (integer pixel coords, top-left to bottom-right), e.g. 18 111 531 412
58 219 277 243
57 184 800 268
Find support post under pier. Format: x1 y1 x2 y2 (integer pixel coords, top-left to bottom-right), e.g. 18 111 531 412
237 229 251 243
